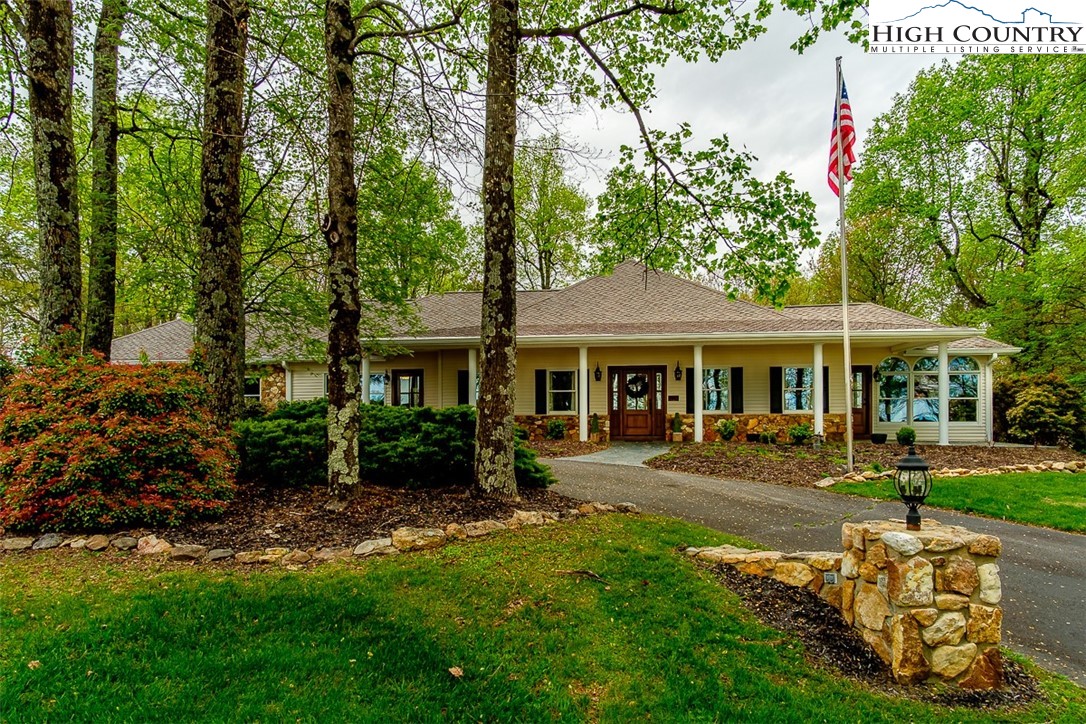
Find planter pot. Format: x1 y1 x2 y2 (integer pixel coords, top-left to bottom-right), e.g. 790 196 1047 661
671 432 685 443
589 433 601 443
746 433 760 443
870 433 888 445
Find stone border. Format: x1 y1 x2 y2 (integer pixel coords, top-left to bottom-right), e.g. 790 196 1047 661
817 458 1085 488
0 501 640 568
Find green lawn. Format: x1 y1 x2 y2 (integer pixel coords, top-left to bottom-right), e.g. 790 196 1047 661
831 472 1086 533
2 515 1084 722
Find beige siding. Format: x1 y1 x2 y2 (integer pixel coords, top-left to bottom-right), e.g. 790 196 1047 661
290 363 328 401
369 351 441 407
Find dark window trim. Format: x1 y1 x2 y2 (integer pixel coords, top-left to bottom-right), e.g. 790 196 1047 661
391 368 424 407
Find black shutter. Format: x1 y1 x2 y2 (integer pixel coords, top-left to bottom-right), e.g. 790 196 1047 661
686 368 695 413
457 370 468 405
823 366 831 412
731 367 744 413
770 367 783 414
535 369 548 414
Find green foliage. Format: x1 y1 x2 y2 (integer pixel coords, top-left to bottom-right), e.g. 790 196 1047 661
0 353 235 531
236 403 554 489
895 427 916 446
545 418 568 441
759 431 777 445
714 418 738 442
671 412 683 433
589 413 600 435
1007 388 1078 449
994 373 1086 451
788 422 813 445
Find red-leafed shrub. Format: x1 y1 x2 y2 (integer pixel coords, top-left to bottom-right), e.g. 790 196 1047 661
0 352 236 532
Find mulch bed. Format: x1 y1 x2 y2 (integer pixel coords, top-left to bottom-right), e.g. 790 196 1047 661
710 563 1043 711
650 442 1086 487
527 440 610 458
156 484 580 551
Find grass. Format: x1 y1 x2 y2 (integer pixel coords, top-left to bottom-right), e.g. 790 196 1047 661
2 515 1085 722
830 472 1086 533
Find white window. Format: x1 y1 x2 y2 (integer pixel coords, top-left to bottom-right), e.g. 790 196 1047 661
548 370 577 413
244 376 261 401
912 358 940 422
876 357 908 423
368 374 386 405
784 367 813 411
949 357 979 422
875 355 981 424
702 368 729 411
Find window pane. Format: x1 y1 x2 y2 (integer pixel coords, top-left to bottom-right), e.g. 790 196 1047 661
878 357 908 373
950 399 977 422
913 397 939 422
551 391 575 412
368 374 385 404
611 371 619 410
244 377 261 398
550 370 575 391
702 368 728 411
914 357 939 372
878 372 908 423
914 373 939 398
783 366 812 411
625 373 648 410
950 373 978 399
949 356 979 371
656 372 663 409
852 371 864 408
879 398 907 423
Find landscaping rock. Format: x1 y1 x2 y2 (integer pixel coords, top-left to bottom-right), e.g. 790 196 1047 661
169 545 208 561
85 534 110 551
854 581 891 631
934 592 970 611
541 510 559 522
959 648 1003 689
445 523 467 540
507 510 545 528
966 604 1002 644
978 563 1002 604
921 612 966 647
464 520 506 538
391 527 446 551
924 535 965 553
911 608 939 628
968 534 1001 557
353 538 396 557
614 502 639 513
931 643 977 679
887 556 934 607
259 547 290 564
3 537 34 551
311 547 352 562
207 548 234 562
136 535 172 555
881 531 923 556
235 551 264 564
282 549 311 565
67 538 88 549
939 557 979 596
889 614 930 684
773 561 816 587
33 533 63 550
815 476 837 488
111 536 137 551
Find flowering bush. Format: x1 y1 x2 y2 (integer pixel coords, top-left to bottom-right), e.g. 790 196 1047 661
0 353 236 531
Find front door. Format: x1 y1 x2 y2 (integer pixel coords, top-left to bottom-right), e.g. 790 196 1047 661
609 367 666 440
851 366 872 438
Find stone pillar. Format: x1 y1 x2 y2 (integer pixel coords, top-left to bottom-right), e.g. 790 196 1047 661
361 356 371 404
578 346 589 442
839 520 1003 689
467 347 478 406
693 345 704 442
938 342 949 445
813 342 824 437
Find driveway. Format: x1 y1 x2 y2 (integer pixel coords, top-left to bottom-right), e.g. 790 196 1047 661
550 457 1086 687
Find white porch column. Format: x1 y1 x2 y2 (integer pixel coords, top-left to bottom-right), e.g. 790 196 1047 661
361 356 371 404
985 355 997 444
938 342 950 445
578 346 589 442
693 345 704 442
467 347 478 406
812 343 824 437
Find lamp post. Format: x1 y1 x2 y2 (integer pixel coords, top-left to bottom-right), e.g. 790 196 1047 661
893 445 933 531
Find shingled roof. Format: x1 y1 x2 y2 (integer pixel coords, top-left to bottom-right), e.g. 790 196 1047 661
111 318 328 364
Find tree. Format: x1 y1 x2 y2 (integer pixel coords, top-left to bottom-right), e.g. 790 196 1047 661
195 0 249 426
514 135 589 290
84 0 126 358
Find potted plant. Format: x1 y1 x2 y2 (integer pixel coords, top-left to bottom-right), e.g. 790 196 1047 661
788 422 813 446
715 418 738 442
870 433 888 444
589 413 601 443
671 412 684 442
896 426 916 446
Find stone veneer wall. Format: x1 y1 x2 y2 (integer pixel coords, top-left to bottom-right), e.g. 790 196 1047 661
672 414 848 442
258 365 287 407
516 415 611 442
688 519 1003 689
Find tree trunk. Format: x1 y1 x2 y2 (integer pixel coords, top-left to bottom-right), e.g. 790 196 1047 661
84 0 125 359
324 0 362 497
25 0 82 346
474 0 520 499
195 0 248 426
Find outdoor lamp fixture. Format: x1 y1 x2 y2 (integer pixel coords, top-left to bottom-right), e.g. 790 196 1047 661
893 445 933 531
594 362 602 382
674 361 683 381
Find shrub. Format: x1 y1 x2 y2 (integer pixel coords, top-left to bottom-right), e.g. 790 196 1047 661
788 422 813 445
715 418 738 442
545 418 568 441
0 354 236 532
1007 386 1077 448
589 413 600 435
896 427 916 446
671 412 683 433
995 373 1085 450
759 431 777 444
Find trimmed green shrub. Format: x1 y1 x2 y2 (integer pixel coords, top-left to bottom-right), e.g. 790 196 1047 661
589 413 600 435
995 373 1085 450
0 353 236 531
759 431 777 444
671 412 683 433
1007 387 1077 448
788 422 813 445
714 418 738 442
896 427 916 446
545 418 568 441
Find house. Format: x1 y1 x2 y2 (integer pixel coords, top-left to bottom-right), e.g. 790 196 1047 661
111 262 1018 444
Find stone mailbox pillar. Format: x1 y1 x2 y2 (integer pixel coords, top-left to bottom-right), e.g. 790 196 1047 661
839 520 1003 689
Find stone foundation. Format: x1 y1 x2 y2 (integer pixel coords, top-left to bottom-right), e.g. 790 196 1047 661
670 414 849 442
257 365 287 407
688 519 1003 689
515 415 611 442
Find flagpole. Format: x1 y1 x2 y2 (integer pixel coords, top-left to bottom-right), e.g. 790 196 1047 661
836 56 854 473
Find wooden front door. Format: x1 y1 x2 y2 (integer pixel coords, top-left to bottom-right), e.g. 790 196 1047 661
609 367 666 440
851 366 872 438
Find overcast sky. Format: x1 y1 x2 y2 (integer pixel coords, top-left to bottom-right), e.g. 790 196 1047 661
559 12 957 241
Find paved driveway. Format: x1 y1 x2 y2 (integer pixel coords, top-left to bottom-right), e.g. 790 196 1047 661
550 458 1086 687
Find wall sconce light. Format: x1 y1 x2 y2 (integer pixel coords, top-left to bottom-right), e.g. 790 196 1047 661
593 362 602 382
674 361 683 381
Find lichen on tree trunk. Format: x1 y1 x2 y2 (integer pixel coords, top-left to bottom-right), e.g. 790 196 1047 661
84 0 125 359
474 0 520 500
25 0 82 346
324 0 362 497
195 0 248 426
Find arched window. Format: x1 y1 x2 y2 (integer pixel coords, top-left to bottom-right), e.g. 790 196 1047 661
876 357 909 423
948 356 979 422
912 357 940 421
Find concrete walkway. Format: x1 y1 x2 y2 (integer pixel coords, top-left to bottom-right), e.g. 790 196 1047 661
550 458 1086 687
562 442 672 467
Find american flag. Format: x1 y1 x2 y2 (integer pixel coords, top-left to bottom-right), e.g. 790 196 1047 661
828 75 856 197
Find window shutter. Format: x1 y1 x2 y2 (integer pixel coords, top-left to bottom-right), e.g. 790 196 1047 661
730 367 744 413
535 369 548 414
686 368 695 414
457 370 468 405
770 367 783 414
823 366 831 412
